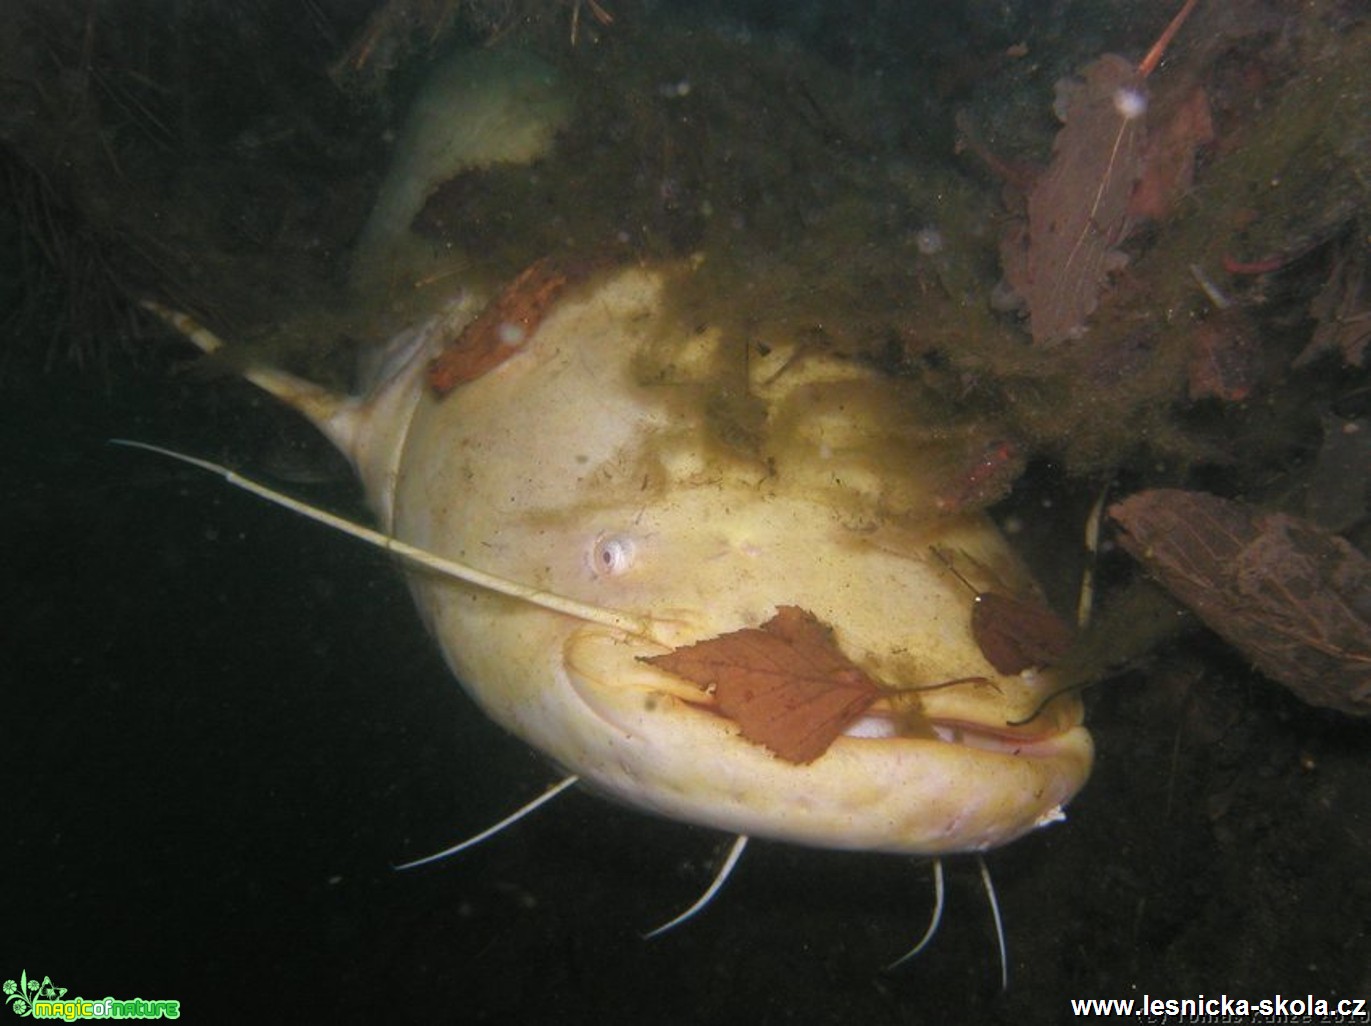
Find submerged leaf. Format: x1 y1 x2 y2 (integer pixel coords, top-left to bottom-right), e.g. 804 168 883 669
931 546 1074 673
1110 490 1371 716
972 592 1077 676
1187 307 1261 402
642 606 883 764
1001 54 1147 345
1128 84 1213 222
1296 246 1371 369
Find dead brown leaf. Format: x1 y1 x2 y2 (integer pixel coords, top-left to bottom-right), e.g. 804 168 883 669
1295 246 1371 369
641 606 883 764
1187 307 1261 402
932 546 1075 673
1128 84 1213 222
1110 490 1371 716
972 592 1077 676
933 437 1027 514
1001 54 1147 345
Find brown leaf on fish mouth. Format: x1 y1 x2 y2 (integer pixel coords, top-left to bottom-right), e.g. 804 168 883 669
641 606 883 764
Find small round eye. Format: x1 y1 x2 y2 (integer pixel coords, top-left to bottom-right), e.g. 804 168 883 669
589 533 637 577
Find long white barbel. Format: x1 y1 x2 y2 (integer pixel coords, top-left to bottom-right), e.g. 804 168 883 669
394 775 581 870
110 439 668 644
642 834 750 939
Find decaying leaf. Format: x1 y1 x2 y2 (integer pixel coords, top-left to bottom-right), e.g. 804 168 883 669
1110 489 1371 716
1294 247 1371 369
972 592 1077 677
1128 84 1213 222
1303 413 1371 532
641 606 883 764
1001 54 1147 345
1187 307 1261 402
931 546 1075 674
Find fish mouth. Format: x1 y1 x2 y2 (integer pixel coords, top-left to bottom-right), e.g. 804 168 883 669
563 627 1086 762
840 702 1084 758
560 626 1092 853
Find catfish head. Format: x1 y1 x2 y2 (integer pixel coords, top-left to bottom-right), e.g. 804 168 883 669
143 263 1092 858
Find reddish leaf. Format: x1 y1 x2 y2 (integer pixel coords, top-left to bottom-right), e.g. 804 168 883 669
972 592 1077 676
1128 85 1213 222
934 437 1027 514
641 606 883 764
1001 54 1147 345
1111 490 1371 716
1187 307 1261 402
931 547 1075 673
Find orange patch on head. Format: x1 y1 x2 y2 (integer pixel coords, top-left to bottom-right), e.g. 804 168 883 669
427 257 573 395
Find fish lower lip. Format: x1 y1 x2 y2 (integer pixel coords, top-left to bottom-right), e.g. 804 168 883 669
838 709 1080 756
924 718 1082 756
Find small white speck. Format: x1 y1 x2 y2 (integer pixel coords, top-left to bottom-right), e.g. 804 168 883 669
497 322 526 346
1033 806 1067 828
1112 85 1148 121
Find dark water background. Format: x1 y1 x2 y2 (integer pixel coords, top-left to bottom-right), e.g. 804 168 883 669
4 2 1370 1023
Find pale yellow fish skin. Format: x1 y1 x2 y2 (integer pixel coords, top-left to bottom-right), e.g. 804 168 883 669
288 264 1092 856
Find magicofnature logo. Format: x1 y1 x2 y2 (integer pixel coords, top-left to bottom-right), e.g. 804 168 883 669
3 972 180 1020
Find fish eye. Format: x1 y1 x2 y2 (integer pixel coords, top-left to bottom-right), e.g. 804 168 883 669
589 533 637 577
